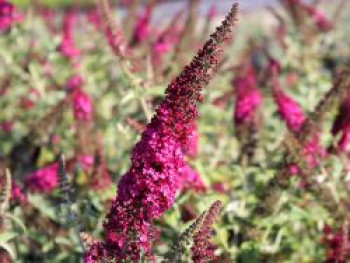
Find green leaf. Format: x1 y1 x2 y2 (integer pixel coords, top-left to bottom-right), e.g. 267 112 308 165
0 232 17 244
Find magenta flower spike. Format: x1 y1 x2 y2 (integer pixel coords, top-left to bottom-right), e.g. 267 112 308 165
273 87 306 132
58 10 80 60
84 4 238 262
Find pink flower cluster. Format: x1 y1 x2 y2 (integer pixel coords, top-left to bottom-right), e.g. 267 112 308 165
269 58 326 175
0 0 22 32
273 88 305 132
323 224 350 263
66 75 84 90
72 88 92 122
0 121 13 133
150 18 182 68
304 5 332 32
59 11 80 60
84 4 238 261
24 163 58 193
132 7 153 44
233 66 262 126
66 75 92 123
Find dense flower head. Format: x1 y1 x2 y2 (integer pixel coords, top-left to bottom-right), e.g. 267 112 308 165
0 1 22 32
72 88 92 122
191 201 222 263
24 163 58 193
273 87 306 132
84 4 238 261
323 224 350 263
233 66 262 125
84 242 108 263
102 126 185 260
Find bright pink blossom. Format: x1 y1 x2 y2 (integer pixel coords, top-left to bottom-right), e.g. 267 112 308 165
273 88 306 132
102 127 185 260
72 88 92 122
78 155 94 170
24 163 58 193
233 67 262 125
58 11 80 60
0 1 22 32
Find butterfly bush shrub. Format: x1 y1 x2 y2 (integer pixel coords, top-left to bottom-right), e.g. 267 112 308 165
1 0 350 262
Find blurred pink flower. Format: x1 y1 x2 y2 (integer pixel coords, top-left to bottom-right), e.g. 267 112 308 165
212 182 226 193
72 88 92 122
12 182 27 203
233 67 262 125
0 121 13 133
24 163 58 193
305 5 332 32
78 155 94 170
273 88 305 132
133 7 152 43
0 1 22 32
58 10 80 60
207 4 217 21
66 75 84 90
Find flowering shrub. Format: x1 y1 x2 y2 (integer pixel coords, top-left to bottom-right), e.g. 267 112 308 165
1 0 350 262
